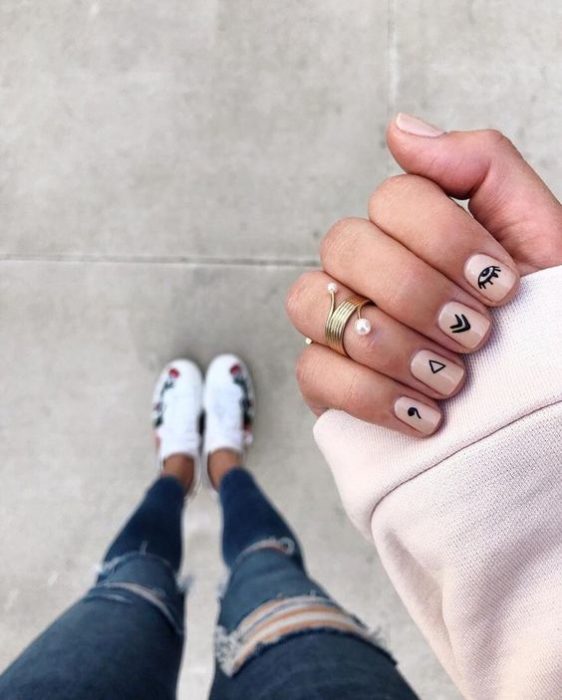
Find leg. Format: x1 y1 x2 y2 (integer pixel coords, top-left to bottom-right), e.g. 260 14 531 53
104 469 187 569
202 355 417 698
0 474 187 700
219 465 305 570
0 359 202 699
210 468 419 700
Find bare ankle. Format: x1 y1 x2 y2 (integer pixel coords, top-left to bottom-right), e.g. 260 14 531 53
162 454 195 493
208 449 243 490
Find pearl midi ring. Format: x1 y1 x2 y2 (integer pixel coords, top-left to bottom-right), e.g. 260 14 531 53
305 283 375 357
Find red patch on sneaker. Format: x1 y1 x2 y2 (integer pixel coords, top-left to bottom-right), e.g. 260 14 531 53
169 368 180 378
230 364 242 376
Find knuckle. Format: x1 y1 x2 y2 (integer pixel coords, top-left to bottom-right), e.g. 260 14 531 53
361 333 395 374
372 173 411 197
371 173 421 199
320 217 363 267
285 272 311 322
295 348 316 394
480 128 516 153
368 174 426 219
338 366 361 410
538 236 562 269
338 367 374 419
386 263 430 310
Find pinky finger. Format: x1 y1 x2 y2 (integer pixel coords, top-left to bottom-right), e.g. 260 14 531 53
297 344 444 438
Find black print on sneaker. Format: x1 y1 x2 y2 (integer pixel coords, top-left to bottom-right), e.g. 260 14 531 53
407 406 421 419
478 265 501 289
153 367 180 428
429 359 446 374
230 364 254 430
450 313 471 333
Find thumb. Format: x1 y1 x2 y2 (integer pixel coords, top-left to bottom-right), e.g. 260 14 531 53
387 113 562 274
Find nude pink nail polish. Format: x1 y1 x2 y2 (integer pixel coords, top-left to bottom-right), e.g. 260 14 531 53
464 254 518 302
394 397 442 435
395 113 445 138
438 302 491 349
410 350 465 396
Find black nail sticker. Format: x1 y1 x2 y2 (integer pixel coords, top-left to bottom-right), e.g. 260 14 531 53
478 265 501 289
450 313 471 333
429 359 446 374
408 406 421 419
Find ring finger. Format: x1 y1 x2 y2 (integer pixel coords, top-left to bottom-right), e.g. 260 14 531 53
287 269 466 399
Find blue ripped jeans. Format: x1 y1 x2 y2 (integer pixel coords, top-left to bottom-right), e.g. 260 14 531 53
0 469 418 700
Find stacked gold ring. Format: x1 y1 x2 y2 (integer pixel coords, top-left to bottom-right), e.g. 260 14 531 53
325 294 371 356
305 283 375 357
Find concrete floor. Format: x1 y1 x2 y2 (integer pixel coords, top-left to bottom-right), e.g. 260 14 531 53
1 2 561 698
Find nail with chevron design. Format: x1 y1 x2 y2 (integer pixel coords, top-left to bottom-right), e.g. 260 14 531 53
438 302 491 349
450 313 471 333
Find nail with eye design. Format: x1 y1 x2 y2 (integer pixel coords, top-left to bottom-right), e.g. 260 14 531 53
478 265 501 288
464 253 518 302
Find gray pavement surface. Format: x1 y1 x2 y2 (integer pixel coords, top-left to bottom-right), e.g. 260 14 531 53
1 2 560 698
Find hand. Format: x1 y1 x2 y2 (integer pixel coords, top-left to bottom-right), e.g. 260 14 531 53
286 114 562 438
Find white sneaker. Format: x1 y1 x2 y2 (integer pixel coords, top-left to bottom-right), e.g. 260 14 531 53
203 354 255 488
152 359 204 498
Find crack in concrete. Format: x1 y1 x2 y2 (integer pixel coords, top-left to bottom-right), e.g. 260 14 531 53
0 253 320 269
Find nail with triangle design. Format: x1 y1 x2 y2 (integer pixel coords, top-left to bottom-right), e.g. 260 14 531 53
410 349 466 396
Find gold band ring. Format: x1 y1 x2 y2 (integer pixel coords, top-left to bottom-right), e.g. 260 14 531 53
305 283 375 357
326 295 371 355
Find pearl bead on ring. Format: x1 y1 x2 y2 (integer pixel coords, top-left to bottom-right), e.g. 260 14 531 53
305 283 375 357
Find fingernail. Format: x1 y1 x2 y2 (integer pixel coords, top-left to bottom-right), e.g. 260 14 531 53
394 397 442 435
464 254 518 302
410 350 465 396
395 112 445 138
438 301 491 349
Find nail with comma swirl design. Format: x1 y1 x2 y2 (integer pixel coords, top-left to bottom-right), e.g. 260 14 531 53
394 397 442 435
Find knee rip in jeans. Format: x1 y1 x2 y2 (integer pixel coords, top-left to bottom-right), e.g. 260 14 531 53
233 536 297 569
214 594 386 677
218 537 299 598
88 552 188 637
96 549 192 592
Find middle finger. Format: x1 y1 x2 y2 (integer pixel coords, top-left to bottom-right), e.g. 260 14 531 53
321 217 493 354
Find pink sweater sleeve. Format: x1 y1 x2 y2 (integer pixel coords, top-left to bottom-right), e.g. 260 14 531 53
313 264 562 700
